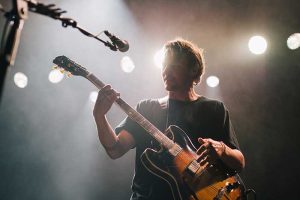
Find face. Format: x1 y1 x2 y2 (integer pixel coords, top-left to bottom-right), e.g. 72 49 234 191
161 52 194 92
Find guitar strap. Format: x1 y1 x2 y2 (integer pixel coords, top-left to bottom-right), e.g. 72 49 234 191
156 96 169 131
145 97 169 150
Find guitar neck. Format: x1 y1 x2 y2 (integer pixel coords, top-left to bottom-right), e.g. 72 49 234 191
86 73 174 148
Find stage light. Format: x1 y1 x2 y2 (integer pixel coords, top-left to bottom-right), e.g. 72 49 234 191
121 56 135 73
14 72 28 88
206 76 219 88
154 48 165 69
248 35 267 54
89 91 98 103
49 69 64 83
287 33 300 50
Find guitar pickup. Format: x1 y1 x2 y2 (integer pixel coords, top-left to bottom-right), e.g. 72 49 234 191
214 181 241 200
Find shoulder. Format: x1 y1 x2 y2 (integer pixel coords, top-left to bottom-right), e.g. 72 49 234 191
136 98 161 113
137 98 159 107
195 96 229 120
197 96 225 110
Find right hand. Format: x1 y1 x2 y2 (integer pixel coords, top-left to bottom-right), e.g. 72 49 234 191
93 85 120 119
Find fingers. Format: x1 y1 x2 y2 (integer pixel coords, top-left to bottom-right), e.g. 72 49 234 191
196 137 212 154
97 85 120 102
197 142 213 161
197 137 220 165
196 139 211 163
197 148 208 161
93 85 120 117
196 143 209 155
198 137 205 144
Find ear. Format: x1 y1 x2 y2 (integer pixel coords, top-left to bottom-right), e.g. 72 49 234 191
189 67 201 85
189 67 199 78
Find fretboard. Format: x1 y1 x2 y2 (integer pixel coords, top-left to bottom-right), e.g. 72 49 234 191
86 73 175 149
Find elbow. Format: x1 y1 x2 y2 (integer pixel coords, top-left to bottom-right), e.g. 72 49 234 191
107 151 122 160
235 163 245 173
235 154 246 173
105 147 125 160
226 149 245 173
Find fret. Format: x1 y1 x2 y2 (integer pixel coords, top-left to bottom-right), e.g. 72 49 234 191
87 73 105 89
85 73 177 149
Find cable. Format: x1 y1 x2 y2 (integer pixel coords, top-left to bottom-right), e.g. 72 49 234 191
0 9 13 54
245 188 257 200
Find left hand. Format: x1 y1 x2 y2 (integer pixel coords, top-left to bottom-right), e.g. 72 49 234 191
196 138 226 166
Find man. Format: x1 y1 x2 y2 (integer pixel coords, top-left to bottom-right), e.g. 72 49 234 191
93 38 245 200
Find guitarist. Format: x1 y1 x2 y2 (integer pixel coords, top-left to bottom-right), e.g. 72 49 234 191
93 38 245 200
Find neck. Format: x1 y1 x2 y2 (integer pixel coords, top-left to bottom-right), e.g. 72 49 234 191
168 88 200 101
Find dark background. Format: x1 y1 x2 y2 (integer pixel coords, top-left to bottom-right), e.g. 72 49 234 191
0 0 300 199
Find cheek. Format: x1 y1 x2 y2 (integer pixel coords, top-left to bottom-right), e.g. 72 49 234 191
161 68 165 75
161 67 170 78
161 70 165 79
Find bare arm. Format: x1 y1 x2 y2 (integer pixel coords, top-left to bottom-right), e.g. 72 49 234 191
93 85 135 159
219 143 245 172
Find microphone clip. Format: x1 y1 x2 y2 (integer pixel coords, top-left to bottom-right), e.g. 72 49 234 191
104 30 129 52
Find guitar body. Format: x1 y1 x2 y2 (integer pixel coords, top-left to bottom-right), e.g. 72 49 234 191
141 125 245 200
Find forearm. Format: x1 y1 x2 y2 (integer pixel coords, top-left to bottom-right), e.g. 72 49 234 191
220 143 245 173
95 116 124 159
95 116 118 147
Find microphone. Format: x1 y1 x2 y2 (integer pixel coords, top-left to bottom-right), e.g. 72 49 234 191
104 30 129 52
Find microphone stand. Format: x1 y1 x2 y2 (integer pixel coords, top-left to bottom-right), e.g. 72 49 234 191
56 17 118 51
0 0 28 103
0 0 118 103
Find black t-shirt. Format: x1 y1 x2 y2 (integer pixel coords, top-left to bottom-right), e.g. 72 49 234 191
115 96 240 200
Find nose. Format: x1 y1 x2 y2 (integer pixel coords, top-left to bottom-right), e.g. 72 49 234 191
162 64 169 77
162 64 171 74
162 65 173 80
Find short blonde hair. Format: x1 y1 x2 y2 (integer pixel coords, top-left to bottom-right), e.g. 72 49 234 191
164 38 205 84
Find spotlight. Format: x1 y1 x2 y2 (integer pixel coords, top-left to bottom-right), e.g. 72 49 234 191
206 76 219 88
248 35 267 55
14 72 28 88
287 33 300 50
154 48 165 69
121 56 135 73
49 69 64 83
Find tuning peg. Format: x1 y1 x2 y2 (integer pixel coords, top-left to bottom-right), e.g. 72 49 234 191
66 72 72 78
59 68 65 74
52 65 58 70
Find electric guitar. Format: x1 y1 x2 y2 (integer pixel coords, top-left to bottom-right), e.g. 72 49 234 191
53 55 245 200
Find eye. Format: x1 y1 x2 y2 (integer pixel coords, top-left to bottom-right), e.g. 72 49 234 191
171 64 182 70
162 63 170 70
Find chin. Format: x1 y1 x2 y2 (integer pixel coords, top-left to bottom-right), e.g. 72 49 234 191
164 84 171 90
165 86 177 92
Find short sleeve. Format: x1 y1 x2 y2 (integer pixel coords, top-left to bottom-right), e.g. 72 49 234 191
115 100 159 148
218 102 240 150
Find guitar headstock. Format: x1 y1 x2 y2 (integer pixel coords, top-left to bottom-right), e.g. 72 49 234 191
53 56 89 77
